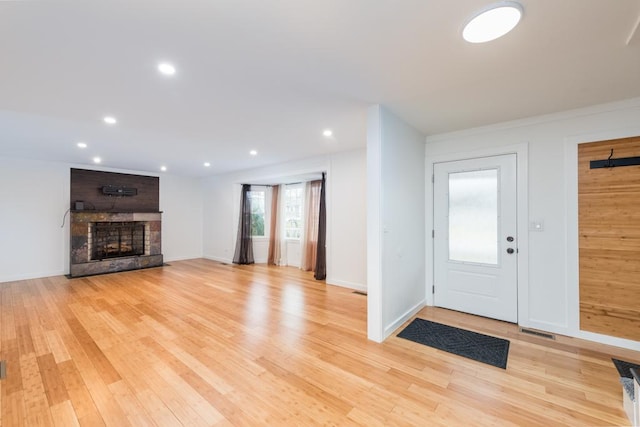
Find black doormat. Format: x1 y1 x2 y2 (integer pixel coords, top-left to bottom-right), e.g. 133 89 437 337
397 318 510 369
612 358 640 378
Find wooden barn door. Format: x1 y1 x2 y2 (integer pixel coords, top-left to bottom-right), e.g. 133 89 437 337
579 136 640 341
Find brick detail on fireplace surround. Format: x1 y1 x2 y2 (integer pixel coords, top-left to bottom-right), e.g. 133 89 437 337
70 211 163 277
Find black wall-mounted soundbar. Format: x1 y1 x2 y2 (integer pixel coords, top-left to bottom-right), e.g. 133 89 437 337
102 185 138 196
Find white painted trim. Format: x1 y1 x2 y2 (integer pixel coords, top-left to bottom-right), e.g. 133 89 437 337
425 143 529 326
231 158 330 187
424 156 434 306
515 144 530 327
427 97 640 143
326 278 367 293
564 139 580 333
383 300 426 339
325 162 333 288
576 330 640 352
164 255 203 263
367 105 384 342
203 255 233 264
521 318 640 352
0 270 66 284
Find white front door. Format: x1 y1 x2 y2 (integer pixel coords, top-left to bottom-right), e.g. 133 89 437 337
433 154 518 323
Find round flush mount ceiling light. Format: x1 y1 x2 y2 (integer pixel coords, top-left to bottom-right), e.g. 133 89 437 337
160 166 167 172
158 62 176 76
77 142 87 148
462 1 523 43
249 150 258 156
93 156 102 164
103 116 117 125
204 162 211 167
323 129 333 137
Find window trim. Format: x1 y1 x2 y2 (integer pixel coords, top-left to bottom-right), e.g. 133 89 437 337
247 186 270 238
283 184 304 241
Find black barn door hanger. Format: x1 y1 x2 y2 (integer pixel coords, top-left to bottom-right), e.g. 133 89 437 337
590 149 640 169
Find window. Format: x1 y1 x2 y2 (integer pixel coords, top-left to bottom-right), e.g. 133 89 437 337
248 189 266 237
448 169 498 264
284 185 303 239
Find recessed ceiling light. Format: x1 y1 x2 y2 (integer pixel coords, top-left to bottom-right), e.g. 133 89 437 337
158 62 176 76
204 162 211 167
77 142 87 148
249 150 258 156
93 157 102 164
463 1 523 43
323 129 333 137
103 116 117 125
160 166 167 172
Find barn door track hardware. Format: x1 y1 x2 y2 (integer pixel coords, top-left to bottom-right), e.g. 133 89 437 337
590 149 640 169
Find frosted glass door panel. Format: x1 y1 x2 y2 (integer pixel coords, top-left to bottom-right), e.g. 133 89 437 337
448 169 498 264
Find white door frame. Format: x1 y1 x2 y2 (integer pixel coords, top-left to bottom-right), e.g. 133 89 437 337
425 143 529 325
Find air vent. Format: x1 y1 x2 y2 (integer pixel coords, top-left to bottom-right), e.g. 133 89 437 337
519 327 556 340
0 360 6 380
352 290 367 296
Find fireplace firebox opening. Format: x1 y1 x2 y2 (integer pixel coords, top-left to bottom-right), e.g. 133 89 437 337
90 221 146 260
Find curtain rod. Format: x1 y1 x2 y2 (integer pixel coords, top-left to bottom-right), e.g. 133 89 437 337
241 179 321 187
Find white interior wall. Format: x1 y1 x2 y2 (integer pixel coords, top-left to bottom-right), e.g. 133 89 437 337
0 157 204 283
0 157 69 282
425 97 640 350
202 149 367 290
367 105 426 342
327 149 367 290
202 177 237 264
159 173 204 262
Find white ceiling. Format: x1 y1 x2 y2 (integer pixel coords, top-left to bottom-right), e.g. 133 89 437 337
1 0 639 177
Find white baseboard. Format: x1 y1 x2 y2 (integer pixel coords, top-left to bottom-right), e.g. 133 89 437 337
202 255 233 264
383 300 426 340
202 256 267 264
326 277 367 293
521 318 640 351
0 269 66 284
164 255 202 263
574 330 640 352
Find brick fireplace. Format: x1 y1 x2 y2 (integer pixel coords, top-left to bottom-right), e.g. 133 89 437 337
69 169 163 278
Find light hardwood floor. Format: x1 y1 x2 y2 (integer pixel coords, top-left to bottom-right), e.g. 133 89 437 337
0 259 638 426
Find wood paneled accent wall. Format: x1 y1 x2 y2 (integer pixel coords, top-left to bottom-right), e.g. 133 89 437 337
70 168 160 212
578 136 640 341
